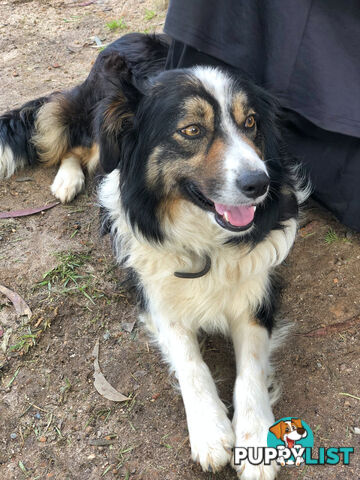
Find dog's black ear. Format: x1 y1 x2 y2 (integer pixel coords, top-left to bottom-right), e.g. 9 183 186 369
97 54 143 173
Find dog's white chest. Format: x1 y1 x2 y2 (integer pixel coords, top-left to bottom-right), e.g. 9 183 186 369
130 220 296 333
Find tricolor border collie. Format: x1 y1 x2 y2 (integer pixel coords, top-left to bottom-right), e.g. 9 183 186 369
0 34 309 479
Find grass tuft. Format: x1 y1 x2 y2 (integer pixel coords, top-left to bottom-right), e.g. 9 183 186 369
144 9 156 21
106 18 127 31
324 228 339 244
36 252 91 290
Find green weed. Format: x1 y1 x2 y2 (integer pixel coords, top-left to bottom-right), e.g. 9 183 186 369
324 228 339 244
106 18 127 31
144 9 156 20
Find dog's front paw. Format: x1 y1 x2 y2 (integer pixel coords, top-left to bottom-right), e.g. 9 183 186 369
51 159 85 203
235 461 279 480
232 414 279 480
188 407 235 472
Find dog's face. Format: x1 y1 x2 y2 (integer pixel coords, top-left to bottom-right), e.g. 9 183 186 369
99 64 295 242
143 68 270 235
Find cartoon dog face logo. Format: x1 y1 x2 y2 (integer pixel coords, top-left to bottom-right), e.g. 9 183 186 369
269 418 308 466
269 418 307 448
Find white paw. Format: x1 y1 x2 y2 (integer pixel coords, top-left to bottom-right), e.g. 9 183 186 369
235 461 279 480
188 405 235 472
51 158 85 203
232 414 279 480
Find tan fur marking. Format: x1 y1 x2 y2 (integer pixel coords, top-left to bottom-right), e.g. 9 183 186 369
32 96 70 166
72 144 99 171
231 92 248 126
146 146 163 188
159 196 183 224
103 95 133 134
244 432 252 441
176 96 214 131
205 138 226 175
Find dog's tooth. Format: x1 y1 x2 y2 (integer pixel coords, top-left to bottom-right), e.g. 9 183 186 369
253 206 257 212
224 211 229 222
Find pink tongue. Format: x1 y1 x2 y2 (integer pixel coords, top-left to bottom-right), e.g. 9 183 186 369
214 203 255 227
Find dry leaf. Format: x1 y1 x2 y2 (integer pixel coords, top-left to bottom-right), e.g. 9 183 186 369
0 285 32 318
0 201 59 219
1 328 13 353
92 340 129 402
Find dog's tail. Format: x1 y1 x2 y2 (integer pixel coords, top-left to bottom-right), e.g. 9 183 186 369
0 89 97 177
0 96 49 178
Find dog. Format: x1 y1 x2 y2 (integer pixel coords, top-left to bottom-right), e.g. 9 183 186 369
0 33 309 479
269 418 308 466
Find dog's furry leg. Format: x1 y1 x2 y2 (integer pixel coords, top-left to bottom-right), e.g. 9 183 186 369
147 310 235 473
230 316 280 480
51 155 85 203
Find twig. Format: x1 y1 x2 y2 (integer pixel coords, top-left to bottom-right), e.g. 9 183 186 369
339 392 360 401
7 367 20 388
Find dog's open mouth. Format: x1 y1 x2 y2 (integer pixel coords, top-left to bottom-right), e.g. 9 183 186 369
183 182 255 232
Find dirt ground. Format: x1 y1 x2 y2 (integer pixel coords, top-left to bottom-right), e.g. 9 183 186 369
0 1 359 479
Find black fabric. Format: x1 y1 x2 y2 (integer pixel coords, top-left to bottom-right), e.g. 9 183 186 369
164 1 360 231
165 0 360 138
282 112 360 232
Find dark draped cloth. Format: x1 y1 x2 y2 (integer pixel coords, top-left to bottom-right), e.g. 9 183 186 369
164 0 360 231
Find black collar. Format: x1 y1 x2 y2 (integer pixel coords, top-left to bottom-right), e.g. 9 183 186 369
174 255 211 279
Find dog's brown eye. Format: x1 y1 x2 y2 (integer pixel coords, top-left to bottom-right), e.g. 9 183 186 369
244 115 256 129
180 125 201 137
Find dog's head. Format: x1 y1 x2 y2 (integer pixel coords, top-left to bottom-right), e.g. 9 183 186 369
98 58 300 243
269 418 307 446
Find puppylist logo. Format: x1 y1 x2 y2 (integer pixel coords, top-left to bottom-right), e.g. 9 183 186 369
234 417 354 467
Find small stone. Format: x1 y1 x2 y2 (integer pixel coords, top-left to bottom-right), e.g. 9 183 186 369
122 321 136 333
103 331 111 341
353 427 360 435
10 433 17 440
35 412 41 420
87 454 96 460
39 436 47 442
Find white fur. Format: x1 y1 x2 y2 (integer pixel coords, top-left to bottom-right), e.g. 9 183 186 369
192 67 269 206
0 144 22 179
51 156 85 203
230 319 280 479
99 169 297 478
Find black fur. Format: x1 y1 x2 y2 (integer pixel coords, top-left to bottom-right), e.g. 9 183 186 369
255 274 284 333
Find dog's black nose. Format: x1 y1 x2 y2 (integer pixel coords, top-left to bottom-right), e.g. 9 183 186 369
297 427 306 435
236 171 270 199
